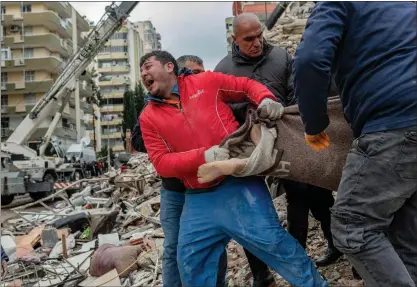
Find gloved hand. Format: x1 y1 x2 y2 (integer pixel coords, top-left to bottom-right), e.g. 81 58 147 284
257 98 284 120
204 145 230 163
305 131 330 152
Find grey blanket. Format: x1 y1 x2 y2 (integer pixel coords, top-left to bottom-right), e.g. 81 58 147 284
219 97 354 191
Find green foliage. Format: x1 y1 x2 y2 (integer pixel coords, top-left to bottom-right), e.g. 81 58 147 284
96 145 115 161
122 89 137 136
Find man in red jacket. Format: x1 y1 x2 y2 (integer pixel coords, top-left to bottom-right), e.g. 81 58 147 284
139 50 327 287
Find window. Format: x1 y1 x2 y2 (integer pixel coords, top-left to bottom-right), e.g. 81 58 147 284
1 48 10 60
1 6 5 14
1 72 7 83
24 93 36 105
23 48 34 58
24 26 33 36
1 95 8 107
21 4 32 13
1 117 10 129
110 32 128 40
25 71 35 82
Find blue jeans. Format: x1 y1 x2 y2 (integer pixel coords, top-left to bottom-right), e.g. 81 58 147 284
160 188 227 287
177 176 328 287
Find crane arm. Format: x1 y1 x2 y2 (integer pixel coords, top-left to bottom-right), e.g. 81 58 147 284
5 2 139 147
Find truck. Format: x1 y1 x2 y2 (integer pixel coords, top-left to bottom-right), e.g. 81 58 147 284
1 1 139 205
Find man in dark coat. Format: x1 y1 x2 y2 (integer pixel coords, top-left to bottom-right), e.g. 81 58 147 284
215 12 342 267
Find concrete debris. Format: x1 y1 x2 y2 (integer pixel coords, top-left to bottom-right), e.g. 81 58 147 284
265 2 315 55
2 152 363 286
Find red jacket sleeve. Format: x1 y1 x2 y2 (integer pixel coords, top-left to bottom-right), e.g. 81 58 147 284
210 71 277 104
139 114 206 179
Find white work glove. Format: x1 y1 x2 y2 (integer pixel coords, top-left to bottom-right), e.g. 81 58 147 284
204 145 230 163
257 98 284 120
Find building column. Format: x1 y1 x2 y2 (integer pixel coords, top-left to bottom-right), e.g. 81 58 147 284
72 7 81 142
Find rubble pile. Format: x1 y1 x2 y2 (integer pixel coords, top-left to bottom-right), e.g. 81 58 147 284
265 2 315 55
2 152 363 286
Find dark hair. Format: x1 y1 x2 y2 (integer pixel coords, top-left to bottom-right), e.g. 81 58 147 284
140 50 179 76
176 55 204 69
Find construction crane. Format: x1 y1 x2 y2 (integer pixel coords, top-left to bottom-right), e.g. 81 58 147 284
0 1 139 205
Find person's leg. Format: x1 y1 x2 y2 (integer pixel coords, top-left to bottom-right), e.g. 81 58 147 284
160 189 185 287
243 248 275 287
177 190 230 287
282 179 310 248
308 185 342 266
387 190 417 283
331 127 417 287
218 177 328 287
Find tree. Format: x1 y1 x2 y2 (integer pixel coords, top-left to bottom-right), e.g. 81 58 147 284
122 88 137 136
133 83 146 118
96 145 115 162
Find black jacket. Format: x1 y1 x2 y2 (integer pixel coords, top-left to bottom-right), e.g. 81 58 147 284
215 41 296 106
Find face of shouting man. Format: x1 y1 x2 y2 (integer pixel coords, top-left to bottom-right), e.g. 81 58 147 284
140 52 178 98
232 13 264 58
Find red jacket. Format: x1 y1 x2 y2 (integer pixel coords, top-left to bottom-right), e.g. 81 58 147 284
140 71 276 189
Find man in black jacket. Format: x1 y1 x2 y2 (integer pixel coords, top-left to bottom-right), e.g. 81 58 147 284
132 55 276 287
215 13 341 267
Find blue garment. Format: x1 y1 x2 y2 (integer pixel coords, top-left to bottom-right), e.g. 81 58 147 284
1 245 8 262
160 188 227 287
293 2 417 137
177 176 328 287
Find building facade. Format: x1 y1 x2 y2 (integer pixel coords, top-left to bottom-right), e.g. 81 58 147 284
132 21 161 55
88 20 144 154
1 2 93 151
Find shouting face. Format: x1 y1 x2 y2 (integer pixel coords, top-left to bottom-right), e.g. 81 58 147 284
140 56 175 97
233 16 264 58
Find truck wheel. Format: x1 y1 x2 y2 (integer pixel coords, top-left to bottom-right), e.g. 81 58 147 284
1 195 15 206
30 173 56 201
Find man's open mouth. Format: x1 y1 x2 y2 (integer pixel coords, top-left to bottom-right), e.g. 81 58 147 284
145 79 154 89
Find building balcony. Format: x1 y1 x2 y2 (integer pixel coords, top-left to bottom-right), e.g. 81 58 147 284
112 145 125 152
100 105 123 113
1 79 54 95
97 66 130 73
97 52 129 60
1 56 63 73
44 2 72 19
1 13 23 25
102 92 124 99
98 78 129 87
0 103 35 114
101 132 122 139
103 39 128 46
21 11 73 39
2 33 73 57
100 118 123 126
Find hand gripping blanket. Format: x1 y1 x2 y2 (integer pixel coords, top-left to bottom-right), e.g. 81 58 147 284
219 97 354 191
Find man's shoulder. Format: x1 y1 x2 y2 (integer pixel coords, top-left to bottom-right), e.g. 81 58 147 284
269 45 291 60
214 54 234 73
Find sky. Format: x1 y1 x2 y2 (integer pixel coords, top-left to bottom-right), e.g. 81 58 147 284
70 1 233 70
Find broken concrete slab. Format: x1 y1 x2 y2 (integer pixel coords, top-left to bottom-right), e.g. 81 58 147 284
98 233 120 247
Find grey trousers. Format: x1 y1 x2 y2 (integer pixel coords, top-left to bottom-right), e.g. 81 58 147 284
331 126 417 287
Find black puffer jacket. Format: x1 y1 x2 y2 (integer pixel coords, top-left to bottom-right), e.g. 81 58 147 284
215 41 296 106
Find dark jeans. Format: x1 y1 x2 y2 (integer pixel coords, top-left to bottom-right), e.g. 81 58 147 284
331 126 417 287
283 179 335 248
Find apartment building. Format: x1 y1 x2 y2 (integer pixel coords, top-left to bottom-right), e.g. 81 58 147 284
132 21 161 55
1 2 94 150
89 20 144 154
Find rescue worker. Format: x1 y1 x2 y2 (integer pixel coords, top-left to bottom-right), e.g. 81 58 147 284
214 13 341 267
293 2 417 286
139 50 328 287
132 55 275 287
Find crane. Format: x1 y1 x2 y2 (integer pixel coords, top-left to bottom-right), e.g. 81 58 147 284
0 1 139 205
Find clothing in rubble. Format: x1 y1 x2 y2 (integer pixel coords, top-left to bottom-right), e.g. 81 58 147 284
140 66 327 286
293 2 417 286
215 40 341 266
1 246 8 262
131 110 273 287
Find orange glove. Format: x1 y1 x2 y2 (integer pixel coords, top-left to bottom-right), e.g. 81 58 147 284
305 131 330 152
